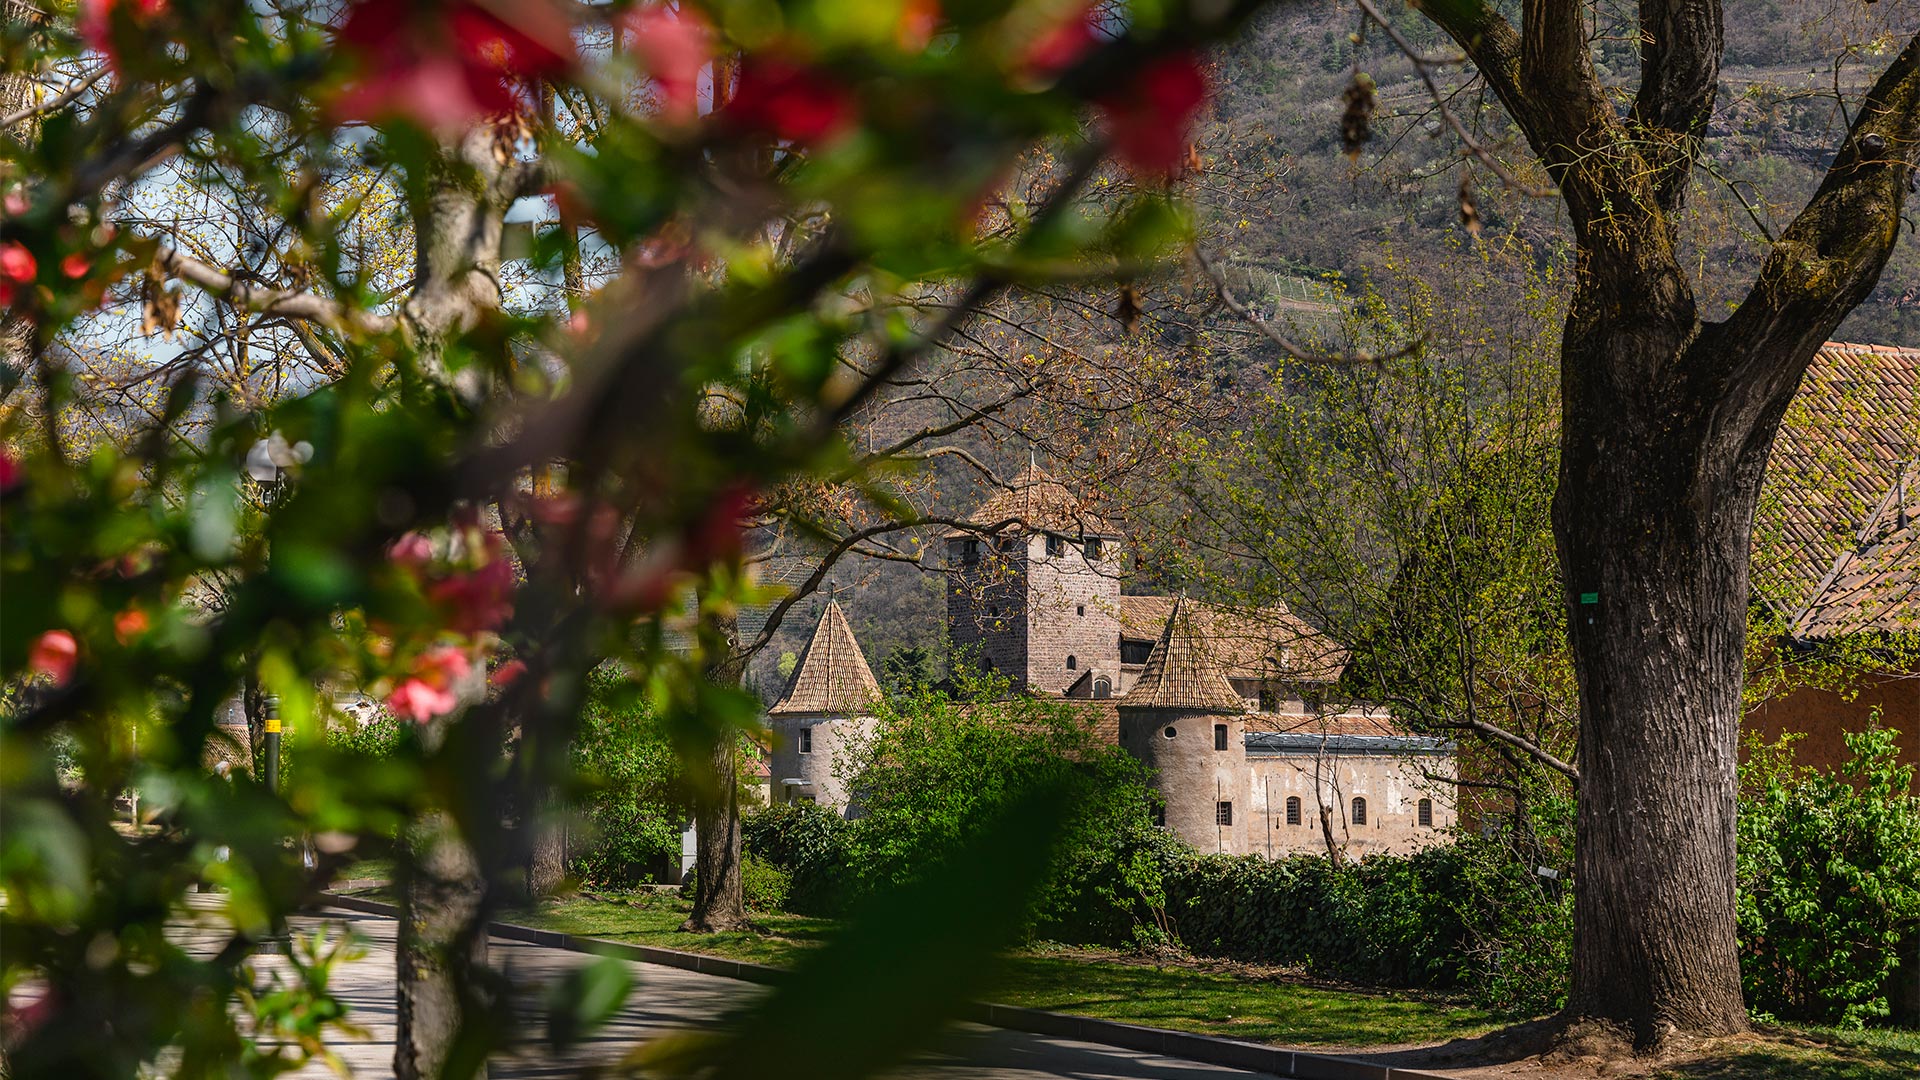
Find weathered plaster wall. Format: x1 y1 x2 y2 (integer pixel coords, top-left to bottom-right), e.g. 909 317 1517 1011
767 713 874 815
1243 751 1456 858
1119 707 1250 854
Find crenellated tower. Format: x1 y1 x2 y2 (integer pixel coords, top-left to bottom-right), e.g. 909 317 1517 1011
944 463 1124 694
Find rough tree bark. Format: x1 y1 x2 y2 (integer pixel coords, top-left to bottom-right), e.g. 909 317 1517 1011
392 121 525 1079
683 608 750 934
1414 0 1920 1044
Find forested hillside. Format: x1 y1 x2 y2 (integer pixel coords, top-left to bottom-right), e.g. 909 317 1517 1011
751 0 1920 697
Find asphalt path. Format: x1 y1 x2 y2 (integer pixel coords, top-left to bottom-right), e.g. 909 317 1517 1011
235 904 1274 1079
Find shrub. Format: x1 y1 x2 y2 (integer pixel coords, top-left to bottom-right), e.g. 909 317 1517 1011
1738 726 1920 1027
567 674 693 888
741 855 792 913
742 801 854 915
1162 823 1570 1016
841 667 1163 942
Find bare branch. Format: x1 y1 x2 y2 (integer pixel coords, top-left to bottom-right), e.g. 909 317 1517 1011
154 246 396 335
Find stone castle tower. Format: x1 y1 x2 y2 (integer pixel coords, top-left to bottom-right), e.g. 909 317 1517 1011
766 596 880 813
1115 596 1252 855
945 463 1124 694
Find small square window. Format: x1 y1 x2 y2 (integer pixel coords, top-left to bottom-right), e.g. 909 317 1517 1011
1216 801 1233 826
799 728 813 754
1077 604 1085 616
1045 535 1067 557
1084 538 1103 561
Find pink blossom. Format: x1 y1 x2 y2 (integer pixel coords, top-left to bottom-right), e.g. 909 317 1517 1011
113 608 149 644
386 646 474 722
624 5 711 124
0 450 19 492
332 0 575 130
387 677 459 722
2 189 26 218
29 630 77 685
896 0 941 52
389 531 434 567
489 659 527 689
1022 4 1099 79
726 56 856 146
0 242 36 284
428 553 515 634
61 252 91 280
687 482 757 566
1097 51 1208 175
79 0 169 74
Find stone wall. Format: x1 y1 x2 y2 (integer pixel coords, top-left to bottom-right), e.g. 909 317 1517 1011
947 542 1030 685
1023 535 1122 694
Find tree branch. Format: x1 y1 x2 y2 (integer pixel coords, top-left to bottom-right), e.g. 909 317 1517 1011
155 247 396 335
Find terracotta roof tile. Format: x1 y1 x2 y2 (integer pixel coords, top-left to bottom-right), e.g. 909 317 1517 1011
767 599 881 715
947 462 1120 539
1116 595 1346 683
1119 596 1247 712
1757 343 1920 638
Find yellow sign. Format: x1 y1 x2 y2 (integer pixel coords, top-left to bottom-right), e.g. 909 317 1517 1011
264 719 282 733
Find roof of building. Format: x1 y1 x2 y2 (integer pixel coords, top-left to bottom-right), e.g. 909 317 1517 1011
1245 731 1454 756
767 598 882 716
946 462 1121 539
1120 596 1248 713
1756 343 1920 638
1116 595 1347 683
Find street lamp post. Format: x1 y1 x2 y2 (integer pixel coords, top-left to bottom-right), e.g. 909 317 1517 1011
244 432 306 955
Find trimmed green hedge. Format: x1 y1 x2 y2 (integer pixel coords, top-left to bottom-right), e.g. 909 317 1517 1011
1163 839 1570 1013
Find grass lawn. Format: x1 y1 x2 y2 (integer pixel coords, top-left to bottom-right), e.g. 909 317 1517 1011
491 890 1920 1079
1651 1024 1920 1080
502 891 1498 1048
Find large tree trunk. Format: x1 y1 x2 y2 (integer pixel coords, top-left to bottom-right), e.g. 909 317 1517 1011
395 806 490 1080
390 118 522 1073
525 795 567 903
684 610 750 933
1553 321 1768 1042
682 737 749 932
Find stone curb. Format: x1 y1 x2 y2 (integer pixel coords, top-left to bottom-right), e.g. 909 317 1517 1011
313 893 1458 1080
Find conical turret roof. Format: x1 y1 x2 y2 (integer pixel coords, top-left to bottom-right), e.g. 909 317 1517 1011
945 461 1120 539
767 598 881 716
1120 596 1245 713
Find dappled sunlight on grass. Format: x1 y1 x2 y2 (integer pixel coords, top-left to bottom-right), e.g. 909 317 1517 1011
993 955 1499 1048
1652 1026 1920 1080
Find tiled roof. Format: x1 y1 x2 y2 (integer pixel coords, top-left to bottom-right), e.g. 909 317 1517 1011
1119 596 1247 713
946 462 1120 539
1116 595 1347 683
767 599 881 716
1756 343 1920 638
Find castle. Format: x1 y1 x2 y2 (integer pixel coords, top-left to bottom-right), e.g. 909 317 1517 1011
766 463 1457 859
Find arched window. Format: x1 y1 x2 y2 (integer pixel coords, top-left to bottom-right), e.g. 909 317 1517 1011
1285 796 1301 826
1351 797 1367 826
1418 798 1433 827
1066 655 1077 670
1092 677 1112 700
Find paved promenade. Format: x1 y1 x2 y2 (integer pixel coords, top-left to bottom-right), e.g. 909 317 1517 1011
261 905 1270 1079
